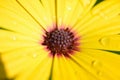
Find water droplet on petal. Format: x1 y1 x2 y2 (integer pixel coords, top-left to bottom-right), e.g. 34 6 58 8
67 7 72 11
92 60 99 66
99 12 108 20
82 0 90 6
44 17 47 21
33 53 37 58
99 37 109 46
86 0 90 5
12 36 17 40
97 71 102 76
92 60 103 76
91 10 108 20
92 60 102 68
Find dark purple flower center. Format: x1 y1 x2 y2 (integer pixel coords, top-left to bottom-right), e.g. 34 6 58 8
42 28 79 56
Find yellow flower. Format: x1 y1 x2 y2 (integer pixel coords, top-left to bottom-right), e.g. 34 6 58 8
0 0 120 80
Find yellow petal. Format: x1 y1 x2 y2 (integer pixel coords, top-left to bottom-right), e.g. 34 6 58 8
15 0 54 30
70 49 120 80
52 54 77 80
80 16 120 50
81 16 120 39
0 0 46 33
0 30 43 52
57 0 83 27
69 52 99 80
92 0 120 17
56 0 96 28
40 0 56 24
1 46 50 79
81 34 120 51
15 53 52 80
66 57 97 80
74 0 120 36
81 49 120 79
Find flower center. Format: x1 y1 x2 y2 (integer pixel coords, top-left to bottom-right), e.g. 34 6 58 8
42 28 79 56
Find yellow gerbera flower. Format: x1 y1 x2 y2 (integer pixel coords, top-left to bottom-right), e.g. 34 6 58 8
0 0 120 80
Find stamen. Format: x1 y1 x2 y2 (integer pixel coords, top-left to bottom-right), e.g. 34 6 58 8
42 28 79 56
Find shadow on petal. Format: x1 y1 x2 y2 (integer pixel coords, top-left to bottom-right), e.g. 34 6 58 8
0 54 13 80
94 0 104 6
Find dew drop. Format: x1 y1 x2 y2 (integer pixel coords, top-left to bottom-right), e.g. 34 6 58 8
92 60 98 66
99 37 109 46
82 0 90 6
99 12 108 20
44 17 47 21
67 7 72 11
91 60 103 76
12 36 17 40
91 10 108 20
97 71 102 76
92 60 102 68
86 0 90 5
33 53 37 58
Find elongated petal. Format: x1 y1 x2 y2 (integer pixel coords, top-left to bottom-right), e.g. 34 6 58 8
56 0 96 28
69 49 120 80
14 0 55 30
0 0 45 35
81 34 120 51
15 54 52 80
52 55 77 80
74 0 120 37
0 30 43 52
1 47 50 79
0 0 120 80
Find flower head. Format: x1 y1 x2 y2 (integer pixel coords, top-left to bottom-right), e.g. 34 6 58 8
0 0 120 80
42 27 79 57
